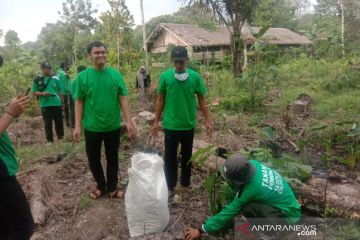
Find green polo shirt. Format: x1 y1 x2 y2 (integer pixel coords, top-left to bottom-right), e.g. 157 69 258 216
202 160 301 233
74 66 128 132
32 75 62 108
57 70 72 95
158 68 206 130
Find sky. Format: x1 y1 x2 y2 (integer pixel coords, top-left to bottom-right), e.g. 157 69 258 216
0 0 184 44
0 0 317 45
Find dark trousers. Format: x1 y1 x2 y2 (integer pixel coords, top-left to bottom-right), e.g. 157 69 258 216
0 176 35 240
242 202 287 226
41 106 64 142
63 94 75 128
84 128 121 192
164 129 195 190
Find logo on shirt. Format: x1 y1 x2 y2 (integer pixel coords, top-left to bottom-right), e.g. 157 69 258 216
261 165 284 194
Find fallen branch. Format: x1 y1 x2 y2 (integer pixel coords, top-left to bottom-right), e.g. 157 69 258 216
29 173 50 226
291 177 360 218
17 168 37 177
164 209 186 232
286 138 300 153
279 126 301 153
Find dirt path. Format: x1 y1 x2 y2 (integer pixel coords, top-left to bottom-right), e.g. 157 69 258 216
10 107 359 239
17 142 229 240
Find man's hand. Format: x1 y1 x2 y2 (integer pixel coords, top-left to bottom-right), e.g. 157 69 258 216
151 121 159 137
73 127 81 142
5 95 30 117
185 227 201 240
126 121 135 139
42 92 51 96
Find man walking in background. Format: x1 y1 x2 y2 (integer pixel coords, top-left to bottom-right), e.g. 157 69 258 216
135 65 151 103
32 62 64 144
57 61 74 128
152 46 212 197
73 41 134 199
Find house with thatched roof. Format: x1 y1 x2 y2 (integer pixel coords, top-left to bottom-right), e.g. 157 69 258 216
146 23 312 62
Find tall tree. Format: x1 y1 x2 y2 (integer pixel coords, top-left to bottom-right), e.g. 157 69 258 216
3 30 23 59
100 0 134 67
343 0 360 56
315 0 347 57
37 21 74 62
140 0 148 69
252 0 298 29
60 0 97 64
4 30 21 48
182 0 260 78
315 0 341 16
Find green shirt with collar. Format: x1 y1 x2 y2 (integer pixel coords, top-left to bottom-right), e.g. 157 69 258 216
32 75 62 108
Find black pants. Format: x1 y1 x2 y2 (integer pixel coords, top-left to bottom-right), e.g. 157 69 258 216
41 106 64 142
0 176 35 240
84 128 121 192
63 95 75 128
242 202 287 226
164 129 195 190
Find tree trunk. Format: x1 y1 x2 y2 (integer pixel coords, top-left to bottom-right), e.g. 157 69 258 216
140 0 148 69
73 26 78 65
341 0 345 57
232 11 242 78
243 44 248 71
117 31 120 68
291 176 360 218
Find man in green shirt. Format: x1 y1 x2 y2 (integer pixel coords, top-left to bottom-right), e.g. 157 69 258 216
185 154 301 240
0 54 35 239
152 46 211 196
73 41 134 199
71 65 87 101
32 62 64 144
57 61 74 128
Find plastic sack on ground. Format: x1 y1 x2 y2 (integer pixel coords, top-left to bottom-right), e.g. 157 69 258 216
125 152 169 237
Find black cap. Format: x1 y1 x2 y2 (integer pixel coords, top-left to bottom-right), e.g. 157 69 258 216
171 46 189 61
41 62 52 69
220 154 256 186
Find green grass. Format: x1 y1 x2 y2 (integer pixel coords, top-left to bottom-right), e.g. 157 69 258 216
78 195 93 210
272 57 360 124
15 139 85 171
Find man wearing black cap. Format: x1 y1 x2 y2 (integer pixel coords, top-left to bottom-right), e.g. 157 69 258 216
185 154 301 240
0 55 35 239
57 61 74 128
32 62 64 144
152 46 211 196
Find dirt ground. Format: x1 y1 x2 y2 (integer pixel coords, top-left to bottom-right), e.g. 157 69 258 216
18 146 236 240
10 115 235 240
8 102 360 240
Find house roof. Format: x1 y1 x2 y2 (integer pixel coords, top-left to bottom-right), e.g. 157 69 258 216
147 23 312 49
